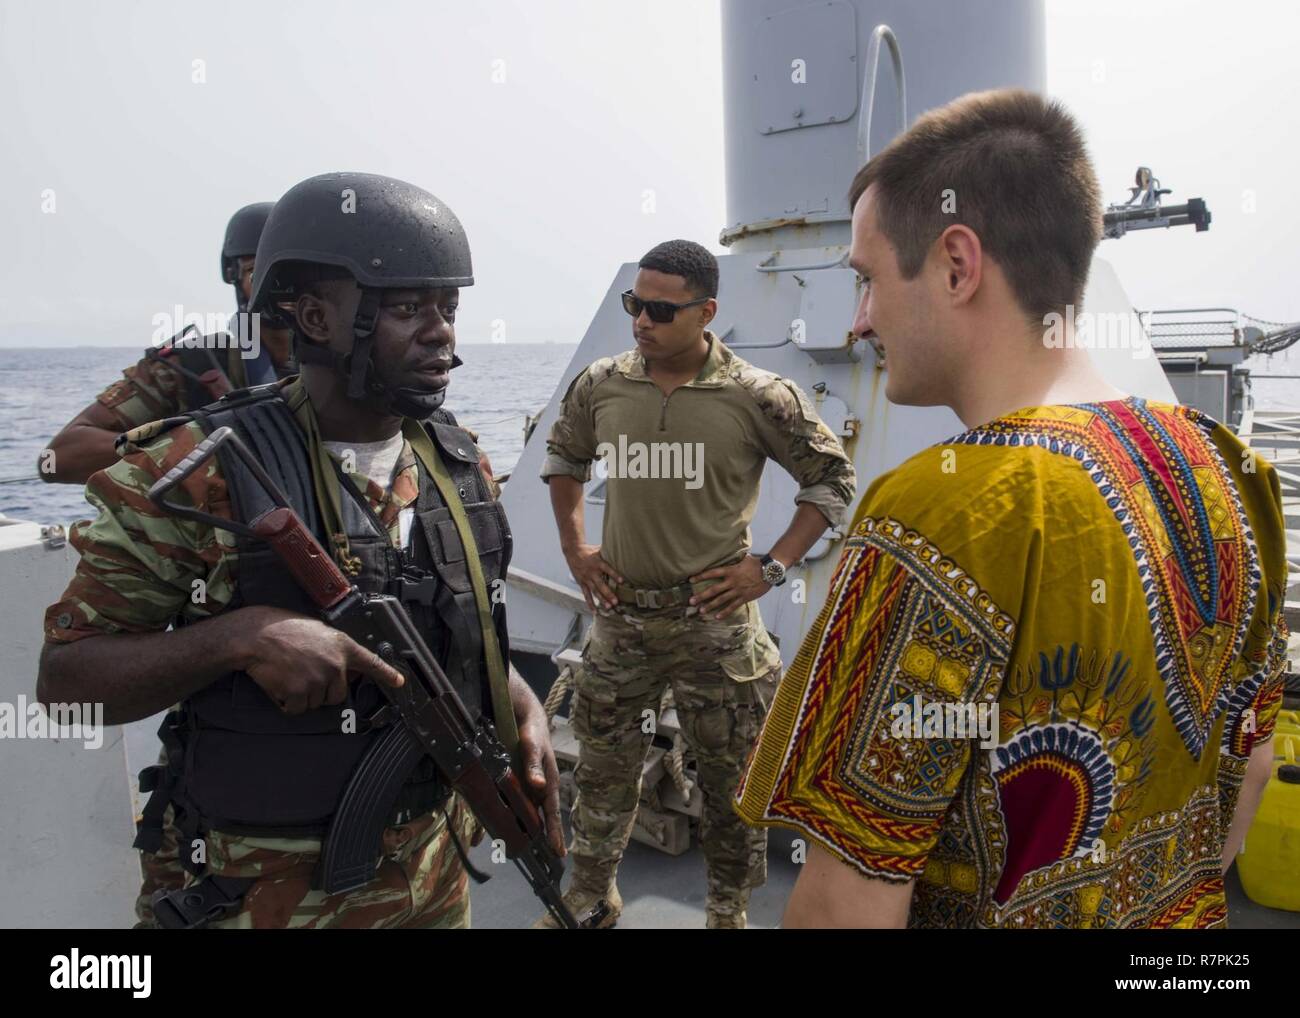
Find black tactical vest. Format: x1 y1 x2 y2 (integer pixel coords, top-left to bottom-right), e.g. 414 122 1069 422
145 384 512 843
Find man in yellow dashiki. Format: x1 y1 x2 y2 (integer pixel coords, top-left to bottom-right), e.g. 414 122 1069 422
735 88 1289 929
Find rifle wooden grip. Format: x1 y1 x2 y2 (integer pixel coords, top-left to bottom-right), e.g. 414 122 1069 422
253 506 352 609
500 768 544 832
452 764 542 856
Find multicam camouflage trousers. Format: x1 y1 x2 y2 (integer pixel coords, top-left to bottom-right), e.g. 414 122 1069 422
140 795 480 929
569 599 782 921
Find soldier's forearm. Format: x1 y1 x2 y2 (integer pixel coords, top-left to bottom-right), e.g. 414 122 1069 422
548 474 587 553
41 397 135 484
36 610 261 725
508 664 543 717
41 423 121 485
767 502 834 567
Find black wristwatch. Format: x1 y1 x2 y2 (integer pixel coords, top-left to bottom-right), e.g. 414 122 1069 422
759 553 787 587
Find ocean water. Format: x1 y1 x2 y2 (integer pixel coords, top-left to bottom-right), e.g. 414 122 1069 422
0 344 578 526
3 341 1299 527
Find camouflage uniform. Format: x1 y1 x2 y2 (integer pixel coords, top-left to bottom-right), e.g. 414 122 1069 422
541 333 856 926
45 384 492 928
572 599 781 927
97 345 286 923
202 795 480 929
95 349 232 924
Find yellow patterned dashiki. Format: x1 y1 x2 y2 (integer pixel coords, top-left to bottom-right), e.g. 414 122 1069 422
736 398 1289 928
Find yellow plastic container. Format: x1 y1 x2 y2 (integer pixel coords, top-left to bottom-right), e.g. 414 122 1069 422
1238 734 1300 912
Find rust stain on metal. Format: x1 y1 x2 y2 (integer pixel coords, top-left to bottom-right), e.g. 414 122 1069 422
720 215 812 245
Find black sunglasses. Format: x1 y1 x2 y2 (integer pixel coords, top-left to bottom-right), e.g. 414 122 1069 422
621 289 710 324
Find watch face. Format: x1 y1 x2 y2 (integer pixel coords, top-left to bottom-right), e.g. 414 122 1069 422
763 560 784 585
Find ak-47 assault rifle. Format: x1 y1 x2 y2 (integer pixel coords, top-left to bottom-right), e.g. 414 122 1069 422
148 424 608 929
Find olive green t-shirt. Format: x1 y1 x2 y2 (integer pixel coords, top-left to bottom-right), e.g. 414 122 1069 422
541 334 856 588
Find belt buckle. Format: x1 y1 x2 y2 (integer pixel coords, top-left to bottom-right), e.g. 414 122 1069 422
635 589 660 610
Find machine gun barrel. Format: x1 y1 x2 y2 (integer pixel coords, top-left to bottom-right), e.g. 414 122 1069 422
1104 197 1211 238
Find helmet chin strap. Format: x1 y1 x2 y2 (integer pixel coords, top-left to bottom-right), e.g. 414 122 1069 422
297 286 464 420
345 289 382 401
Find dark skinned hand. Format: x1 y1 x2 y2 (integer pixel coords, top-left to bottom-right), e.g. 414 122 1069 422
564 543 624 612
242 605 406 714
511 672 566 857
689 555 770 619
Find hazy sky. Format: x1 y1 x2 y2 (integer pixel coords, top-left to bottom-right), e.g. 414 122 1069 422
1 0 1295 347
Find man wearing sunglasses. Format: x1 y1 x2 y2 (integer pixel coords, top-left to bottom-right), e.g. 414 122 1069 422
538 239 856 928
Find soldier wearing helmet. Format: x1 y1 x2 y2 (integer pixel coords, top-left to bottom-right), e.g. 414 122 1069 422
36 173 562 929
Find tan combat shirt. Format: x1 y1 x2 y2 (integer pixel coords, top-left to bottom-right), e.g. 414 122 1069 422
541 333 856 588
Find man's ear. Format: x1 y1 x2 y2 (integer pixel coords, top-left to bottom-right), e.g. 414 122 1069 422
700 298 718 328
294 292 331 346
938 224 982 306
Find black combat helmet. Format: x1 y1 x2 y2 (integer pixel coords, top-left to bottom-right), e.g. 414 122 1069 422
221 202 275 311
249 172 473 418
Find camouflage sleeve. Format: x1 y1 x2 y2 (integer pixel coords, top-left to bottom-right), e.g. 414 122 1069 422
540 367 600 484
43 420 237 644
96 351 188 430
745 376 857 527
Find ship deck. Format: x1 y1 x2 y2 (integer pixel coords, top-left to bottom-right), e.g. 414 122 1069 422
463 821 1299 930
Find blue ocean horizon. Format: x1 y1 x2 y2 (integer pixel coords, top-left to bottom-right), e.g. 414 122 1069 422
4 340 1299 526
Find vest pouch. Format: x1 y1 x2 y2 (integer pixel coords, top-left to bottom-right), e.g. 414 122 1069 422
417 500 509 596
